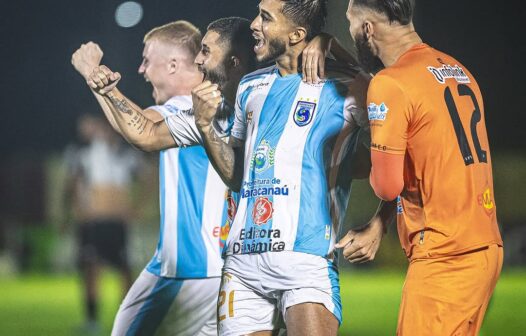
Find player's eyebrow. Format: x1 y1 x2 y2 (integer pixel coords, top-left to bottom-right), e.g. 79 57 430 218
257 4 274 20
261 8 273 19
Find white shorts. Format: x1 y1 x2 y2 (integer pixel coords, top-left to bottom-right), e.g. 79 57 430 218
112 269 221 336
218 251 341 336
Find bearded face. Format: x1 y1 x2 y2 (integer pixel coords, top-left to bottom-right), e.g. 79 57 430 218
354 31 384 74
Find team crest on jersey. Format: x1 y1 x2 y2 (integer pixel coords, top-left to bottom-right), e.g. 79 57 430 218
477 187 495 216
250 140 275 173
294 100 317 127
368 102 389 121
252 197 274 225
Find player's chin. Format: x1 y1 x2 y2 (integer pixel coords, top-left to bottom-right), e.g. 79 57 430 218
255 48 270 63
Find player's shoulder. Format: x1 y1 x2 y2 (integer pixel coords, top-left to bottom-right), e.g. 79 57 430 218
163 95 193 110
325 58 363 79
323 58 371 89
149 95 193 117
239 64 278 86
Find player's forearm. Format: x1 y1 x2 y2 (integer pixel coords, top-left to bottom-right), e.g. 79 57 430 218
374 200 397 233
91 89 122 135
103 90 159 152
198 125 242 191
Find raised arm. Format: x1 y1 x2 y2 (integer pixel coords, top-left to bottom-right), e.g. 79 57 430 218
72 43 177 152
71 42 123 134
192 81 245 191
85 65 178 152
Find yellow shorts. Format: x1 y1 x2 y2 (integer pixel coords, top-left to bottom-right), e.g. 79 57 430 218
397 244 503 336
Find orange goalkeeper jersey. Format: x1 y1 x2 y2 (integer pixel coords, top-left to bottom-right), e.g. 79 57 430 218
368 43 502 259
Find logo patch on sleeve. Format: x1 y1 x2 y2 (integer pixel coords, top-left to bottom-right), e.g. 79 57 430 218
368 102 389 121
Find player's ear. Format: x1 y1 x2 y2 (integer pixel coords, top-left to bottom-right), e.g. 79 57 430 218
289 26 307 45
363 20 374 40
230 55 240 68
168 58 178 74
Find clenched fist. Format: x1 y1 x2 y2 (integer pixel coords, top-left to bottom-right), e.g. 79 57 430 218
71 42 104 80
192 80 223 129
87 65 121 95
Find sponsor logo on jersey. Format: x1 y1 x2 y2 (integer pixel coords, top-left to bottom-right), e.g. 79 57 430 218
294 100 317 127
396 196 404 214
247 82 270 91
220 195 237 249
241 178 289 199
247 110 253 124
478 187 495 216
368 102 389 121
165 104 180 114
250 140 275 173
252 197 274 225
232 228 285 254
220 221 231 249
427 64 470 84
226 195 237 220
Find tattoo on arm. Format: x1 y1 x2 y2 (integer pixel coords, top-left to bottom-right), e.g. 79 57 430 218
107 93 133 115
107 92 148 135
200 126 243 191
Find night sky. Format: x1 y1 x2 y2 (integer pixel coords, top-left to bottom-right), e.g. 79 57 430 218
1 0 524 158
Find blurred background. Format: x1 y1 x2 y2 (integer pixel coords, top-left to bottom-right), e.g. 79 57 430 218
0 0 524 335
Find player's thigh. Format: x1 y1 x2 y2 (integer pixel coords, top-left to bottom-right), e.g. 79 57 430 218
155 277 221 336
218 272 279 336
112 270 220 336
397 246 502 336
285 302 338 336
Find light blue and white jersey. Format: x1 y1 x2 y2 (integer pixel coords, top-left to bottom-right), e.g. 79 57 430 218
145 95 237 278
227 62 370 258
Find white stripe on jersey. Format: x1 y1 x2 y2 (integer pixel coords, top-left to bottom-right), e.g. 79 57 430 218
160 149 180 276
272 81 324 250
227 69 278 251
201 163 227 276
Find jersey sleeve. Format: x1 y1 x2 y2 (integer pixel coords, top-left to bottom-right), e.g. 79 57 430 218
164 111 203 147
164 104 234 148
343 71 371 128
149 101 180 118
368 74 411 155
230 84 247 141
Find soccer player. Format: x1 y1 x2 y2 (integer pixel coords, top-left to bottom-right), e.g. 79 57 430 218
193 1 393 334
346 0 503 334
72 19 256 335
62 113 138 334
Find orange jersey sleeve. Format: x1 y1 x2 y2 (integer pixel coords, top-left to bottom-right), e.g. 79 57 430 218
368 74 411 155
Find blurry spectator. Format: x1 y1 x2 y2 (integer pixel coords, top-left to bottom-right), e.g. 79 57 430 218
62 114 142 334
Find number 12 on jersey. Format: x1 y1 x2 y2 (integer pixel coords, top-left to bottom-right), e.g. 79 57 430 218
444 84 487 166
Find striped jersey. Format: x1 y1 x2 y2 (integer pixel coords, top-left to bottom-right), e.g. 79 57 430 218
227 63 370 258
146 95 237 278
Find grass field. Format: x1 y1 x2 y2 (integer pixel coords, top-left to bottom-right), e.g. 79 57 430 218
0 270 524 335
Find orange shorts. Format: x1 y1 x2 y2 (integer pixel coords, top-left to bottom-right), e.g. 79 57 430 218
397 244 503 336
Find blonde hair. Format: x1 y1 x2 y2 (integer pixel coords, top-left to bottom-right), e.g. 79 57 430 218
144 20 202 60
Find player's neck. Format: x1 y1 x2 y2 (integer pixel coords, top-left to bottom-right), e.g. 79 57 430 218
378 25 422 68
275 41 307 77
170 70 204 96
222 79 239 107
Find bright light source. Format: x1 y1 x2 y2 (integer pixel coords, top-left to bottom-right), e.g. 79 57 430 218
115 1 143 28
